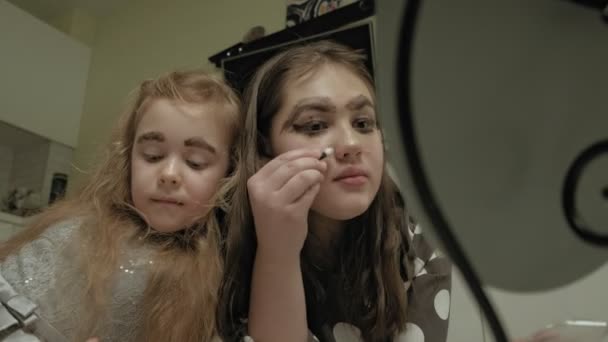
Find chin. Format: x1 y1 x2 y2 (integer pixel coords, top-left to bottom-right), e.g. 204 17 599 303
312 199 371 221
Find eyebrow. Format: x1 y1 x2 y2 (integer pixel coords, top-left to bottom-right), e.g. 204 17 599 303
136 131 164 143
184 137 217 155
282 96 336 131
136 131 217 154
345 94 374 111
281 95 375 132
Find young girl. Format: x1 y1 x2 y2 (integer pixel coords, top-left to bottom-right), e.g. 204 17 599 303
0 70 241 341
218 41 451 342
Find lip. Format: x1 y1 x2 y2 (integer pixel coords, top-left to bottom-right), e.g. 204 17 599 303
333 167 369 185
151 197 184 206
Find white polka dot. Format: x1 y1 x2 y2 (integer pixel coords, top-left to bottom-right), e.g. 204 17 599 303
414 258 425 275
394 323 424 342
416 268 428 277
429 252 438 261
403 280 412 291
414 224 422 234
333 322 363 342
434 289 450 320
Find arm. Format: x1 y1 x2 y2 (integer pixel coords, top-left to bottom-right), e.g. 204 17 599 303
245 149 326 342
248 250 308 342
0 220 78 341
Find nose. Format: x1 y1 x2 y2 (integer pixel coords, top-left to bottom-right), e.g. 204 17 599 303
332 124 363 162
158 158 181 187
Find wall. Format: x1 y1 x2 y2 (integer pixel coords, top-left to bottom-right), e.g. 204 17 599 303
0 147 13 199
9 142 49 194
40 141 74 205
0 0 91 148
70 0 286 191
49 7 98 47
0 120 52 204
450 264 608 341
0 132 73 209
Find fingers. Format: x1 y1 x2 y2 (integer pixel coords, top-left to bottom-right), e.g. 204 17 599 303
296 183 321 209
247 148 328 221
255 148 323 180
279 169 324 204
529 329 561 342
514 328 563 342
266 157 326 191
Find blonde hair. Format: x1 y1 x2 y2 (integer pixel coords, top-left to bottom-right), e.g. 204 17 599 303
218 41 410 342
0 70 241 342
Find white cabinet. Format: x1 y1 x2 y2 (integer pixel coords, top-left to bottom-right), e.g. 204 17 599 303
0 1 91 148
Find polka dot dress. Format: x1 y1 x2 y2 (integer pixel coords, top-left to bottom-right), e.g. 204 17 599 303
240 221 452 342
310 223 452 342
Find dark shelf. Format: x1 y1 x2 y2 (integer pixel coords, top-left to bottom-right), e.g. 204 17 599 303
208 0 374 68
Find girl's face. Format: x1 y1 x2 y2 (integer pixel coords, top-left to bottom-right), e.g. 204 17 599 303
269 63 384 221
130 98 232 233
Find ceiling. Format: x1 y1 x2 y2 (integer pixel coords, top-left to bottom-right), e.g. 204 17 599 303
6 0 124 23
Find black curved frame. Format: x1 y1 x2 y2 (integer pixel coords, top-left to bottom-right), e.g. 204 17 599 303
562 139 608 246
395 1 509 341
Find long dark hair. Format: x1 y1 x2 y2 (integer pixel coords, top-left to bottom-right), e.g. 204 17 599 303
218 41 412 341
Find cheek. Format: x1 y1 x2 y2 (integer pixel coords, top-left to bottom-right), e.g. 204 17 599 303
368 136 385 176
270 129 295 155
271 134 326 156
184 167 227 205
130 161 147 201
131 159 153 183
130 159 141 187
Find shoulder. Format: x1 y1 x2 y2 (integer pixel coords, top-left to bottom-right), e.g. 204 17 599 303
402 219 451 280
400 222 452 342
39 218 81 242
0 218 85 340
0 218 83 286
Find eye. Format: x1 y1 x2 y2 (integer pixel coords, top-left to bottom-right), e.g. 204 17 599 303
186 160 208 170
293 120 328 135
143 154 163 162
353 117 376 132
